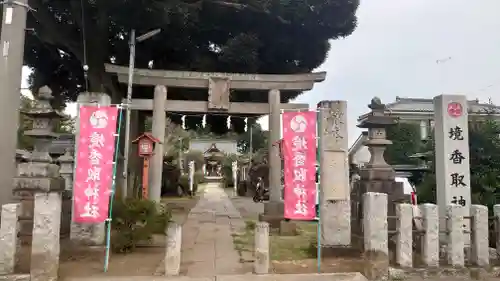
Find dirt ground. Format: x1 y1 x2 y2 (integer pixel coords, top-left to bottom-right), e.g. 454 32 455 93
232 219 366 274
228 193 366 274
229 194 500 279
15 195 199 280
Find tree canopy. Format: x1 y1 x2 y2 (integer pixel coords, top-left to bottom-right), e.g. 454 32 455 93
385 122 423 165
237 120 268 153
22 0 358 132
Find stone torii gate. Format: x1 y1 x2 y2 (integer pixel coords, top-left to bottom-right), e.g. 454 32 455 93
105 64 325 222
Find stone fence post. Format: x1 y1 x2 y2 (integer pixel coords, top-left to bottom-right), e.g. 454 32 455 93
494 205 500 259
420 203 439 267
446 204 464 267
470 204 489 267
254 222 270 274
395 203 412 268
30 192 62 281
0 203 21 274
362 192 388 280
165 223 182 276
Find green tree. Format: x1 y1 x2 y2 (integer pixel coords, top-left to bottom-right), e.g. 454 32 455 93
408 119 500 211
237 122 268 153
21 0 358 133
385 122 422 165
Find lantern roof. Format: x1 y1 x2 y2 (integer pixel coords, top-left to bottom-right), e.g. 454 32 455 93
132 132 161 144
21 86 66 119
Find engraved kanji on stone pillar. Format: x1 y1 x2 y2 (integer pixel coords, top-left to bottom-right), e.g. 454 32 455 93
71 92 111 245
13 86 65 244
317 100 350 247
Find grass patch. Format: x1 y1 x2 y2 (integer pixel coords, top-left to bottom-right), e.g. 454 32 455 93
232 220 318 261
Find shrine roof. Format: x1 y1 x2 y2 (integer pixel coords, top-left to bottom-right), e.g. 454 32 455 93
358 97 500 121
132 132 161 144
190 138 237 143
204 143 222 153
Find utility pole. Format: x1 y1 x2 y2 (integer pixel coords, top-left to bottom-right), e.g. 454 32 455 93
0 0 29 207
122 28 161 200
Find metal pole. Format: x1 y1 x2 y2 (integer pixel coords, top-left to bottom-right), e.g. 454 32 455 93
122 29 136 200
0 0 28 207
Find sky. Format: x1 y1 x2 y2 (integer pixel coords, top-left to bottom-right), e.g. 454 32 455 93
21 0 500 145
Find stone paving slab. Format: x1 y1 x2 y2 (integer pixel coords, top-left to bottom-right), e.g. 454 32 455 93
63 277 215 281
181 182 246 277
62 273 367 281
217 273 367 281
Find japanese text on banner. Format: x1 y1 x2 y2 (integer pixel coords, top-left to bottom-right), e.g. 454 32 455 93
282 111 317 220
73 106 118 223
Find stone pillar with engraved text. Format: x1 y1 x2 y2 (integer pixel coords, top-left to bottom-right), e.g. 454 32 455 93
317 100 351 247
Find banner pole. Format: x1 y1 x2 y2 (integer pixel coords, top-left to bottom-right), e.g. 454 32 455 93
104 105 125 272
316 110 321 273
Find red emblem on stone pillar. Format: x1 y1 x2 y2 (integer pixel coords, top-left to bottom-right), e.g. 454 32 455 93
447 102 463 118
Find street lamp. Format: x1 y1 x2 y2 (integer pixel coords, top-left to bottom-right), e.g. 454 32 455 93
122 28 161 200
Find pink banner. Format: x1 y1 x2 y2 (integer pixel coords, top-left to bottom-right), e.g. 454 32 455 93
73 106 118 223
282 111 317 220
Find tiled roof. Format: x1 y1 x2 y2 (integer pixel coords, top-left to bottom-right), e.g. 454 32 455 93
387 97 499 113
358 97 500 121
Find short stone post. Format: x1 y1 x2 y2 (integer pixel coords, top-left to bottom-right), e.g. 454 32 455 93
494 205 500 258
31 192 62 281
202 164 206 176
232 161 238 195
446 204 465 267
70 92 111 245
363 192 388 280
188 161 195 194
0 203 21 274
395 203 413 268
470 205 489 267
165 223 182 276
254 222 270 274
420 203 439 267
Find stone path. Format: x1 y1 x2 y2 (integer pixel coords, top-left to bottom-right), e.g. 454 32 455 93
181 182 248 277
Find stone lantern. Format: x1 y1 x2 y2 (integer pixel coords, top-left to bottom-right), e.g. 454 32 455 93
22 86 66 162
351 97 410 249
357 97 398 181
13 86 67 243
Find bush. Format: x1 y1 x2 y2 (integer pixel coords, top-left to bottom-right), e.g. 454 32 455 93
111 198 171 253
184 150 205 171
178 171 206 194
194 171 205 184
222 154 239 187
